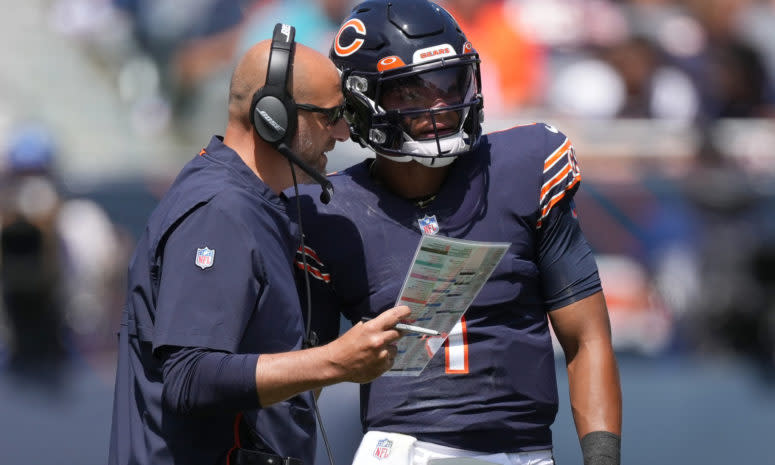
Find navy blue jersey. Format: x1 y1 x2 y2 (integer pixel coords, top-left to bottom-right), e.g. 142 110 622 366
291 124 601 453
109 136 315 465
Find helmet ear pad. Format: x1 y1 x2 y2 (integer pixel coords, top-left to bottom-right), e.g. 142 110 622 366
250 88 298 147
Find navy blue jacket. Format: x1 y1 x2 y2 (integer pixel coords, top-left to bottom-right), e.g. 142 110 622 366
109 137 315 465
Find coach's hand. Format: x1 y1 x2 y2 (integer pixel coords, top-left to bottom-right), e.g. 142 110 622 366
326 305 410 383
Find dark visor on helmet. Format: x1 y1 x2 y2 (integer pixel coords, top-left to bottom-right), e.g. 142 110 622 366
378 65 475 112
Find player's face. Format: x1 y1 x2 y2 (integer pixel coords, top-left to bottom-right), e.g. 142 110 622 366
379 66 473 140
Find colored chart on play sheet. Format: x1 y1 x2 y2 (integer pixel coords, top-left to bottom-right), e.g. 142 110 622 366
386 235 510 376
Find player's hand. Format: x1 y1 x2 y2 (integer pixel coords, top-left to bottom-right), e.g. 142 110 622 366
327 305 410 383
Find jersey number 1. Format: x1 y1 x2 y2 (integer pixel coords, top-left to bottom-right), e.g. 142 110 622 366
445 316 469 374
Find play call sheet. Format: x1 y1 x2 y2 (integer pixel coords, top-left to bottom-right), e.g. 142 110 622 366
386 235 509 376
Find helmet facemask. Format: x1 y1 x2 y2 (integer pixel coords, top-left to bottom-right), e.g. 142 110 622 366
342 53 483 167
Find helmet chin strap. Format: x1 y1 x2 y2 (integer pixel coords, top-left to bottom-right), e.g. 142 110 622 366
384 129 469 167
378 151 457 168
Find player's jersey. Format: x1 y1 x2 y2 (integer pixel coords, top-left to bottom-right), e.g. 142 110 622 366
291 124 601 453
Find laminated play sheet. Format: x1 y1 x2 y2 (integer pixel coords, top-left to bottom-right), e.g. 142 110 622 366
385 235 510 376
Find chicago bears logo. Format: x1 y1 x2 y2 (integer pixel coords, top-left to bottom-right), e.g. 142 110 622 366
334 19 366 57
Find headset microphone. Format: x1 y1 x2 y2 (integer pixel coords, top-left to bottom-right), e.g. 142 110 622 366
276 143 333 204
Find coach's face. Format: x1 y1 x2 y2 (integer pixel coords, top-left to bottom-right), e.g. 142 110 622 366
290 60 349 183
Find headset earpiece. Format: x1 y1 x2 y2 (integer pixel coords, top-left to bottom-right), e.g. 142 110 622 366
250 91 297 144
250 23 298 147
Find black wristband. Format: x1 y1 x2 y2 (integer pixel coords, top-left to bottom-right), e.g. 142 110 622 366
581 431 620 465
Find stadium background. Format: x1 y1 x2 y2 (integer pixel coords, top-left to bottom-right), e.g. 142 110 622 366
1 0 774 464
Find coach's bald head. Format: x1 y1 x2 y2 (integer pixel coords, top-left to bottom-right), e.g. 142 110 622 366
223 38 346 194
227 40 340 130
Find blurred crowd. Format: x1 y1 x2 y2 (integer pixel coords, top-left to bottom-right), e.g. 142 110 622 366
38 0 775 140
2 0 775 382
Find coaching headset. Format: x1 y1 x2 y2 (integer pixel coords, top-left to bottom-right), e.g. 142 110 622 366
249 23 334 204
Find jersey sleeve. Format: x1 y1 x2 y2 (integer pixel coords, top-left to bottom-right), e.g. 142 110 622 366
536 132 601 309
153 201 262 353
537 136 581 229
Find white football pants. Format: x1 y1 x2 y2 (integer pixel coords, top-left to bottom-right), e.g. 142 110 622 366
351 431 554 465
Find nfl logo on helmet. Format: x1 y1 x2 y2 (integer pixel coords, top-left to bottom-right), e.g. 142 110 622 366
373 438 393 459
418 215 439 235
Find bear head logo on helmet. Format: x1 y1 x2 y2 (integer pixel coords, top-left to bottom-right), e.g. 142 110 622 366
330 0 484 168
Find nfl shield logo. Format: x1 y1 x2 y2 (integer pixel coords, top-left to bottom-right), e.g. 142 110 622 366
417 215 439 235
373 438 393 460
195 247 215 269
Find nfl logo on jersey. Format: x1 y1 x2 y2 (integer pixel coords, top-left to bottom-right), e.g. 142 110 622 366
417 215 439 235
195 247 215 269
373 438 393 459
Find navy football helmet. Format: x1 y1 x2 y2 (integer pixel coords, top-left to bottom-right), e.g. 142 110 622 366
330 0 483 167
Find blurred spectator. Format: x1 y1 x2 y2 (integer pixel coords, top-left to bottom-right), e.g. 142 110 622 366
643 125 775 375
57 0 251 139
738 0 775 92
0 122 124 376
1 124 69 377
676 0 775 119
440 0 546 115
112 0 247 95
514 0 630 50
703 39 775 118
602 35 699 120
681 129 774 371
521 0 632 119
238 0 352 55
546 56 627 118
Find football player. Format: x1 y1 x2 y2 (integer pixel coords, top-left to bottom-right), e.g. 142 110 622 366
291 1 622 464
